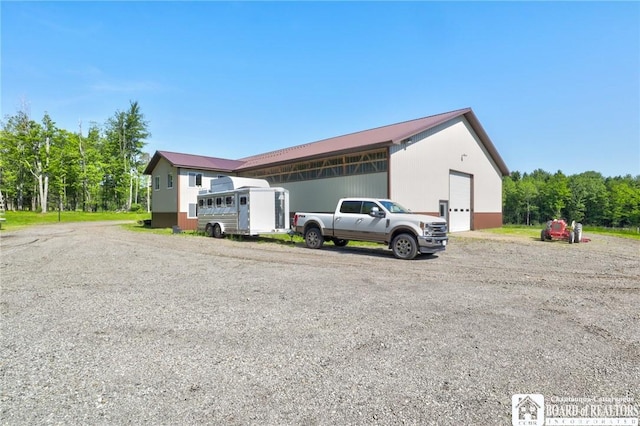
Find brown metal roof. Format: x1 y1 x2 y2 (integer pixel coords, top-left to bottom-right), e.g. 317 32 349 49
143 108 509 176
142 150 245 175
237 108 474 169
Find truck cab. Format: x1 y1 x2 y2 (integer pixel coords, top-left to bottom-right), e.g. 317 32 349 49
293 198 448 260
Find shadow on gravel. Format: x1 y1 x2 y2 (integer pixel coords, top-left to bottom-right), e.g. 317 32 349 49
296 243 441 261
194 234 441 261
242 235 442 261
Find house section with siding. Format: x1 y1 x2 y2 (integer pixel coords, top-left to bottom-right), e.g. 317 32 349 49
143 152 244 229
143 108 509 231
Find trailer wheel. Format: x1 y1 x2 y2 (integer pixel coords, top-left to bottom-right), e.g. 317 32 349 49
213 224 223 239
333 239 349 247
304 227 324 249
391 233 418 260
540 230 546 241
205 224 214 238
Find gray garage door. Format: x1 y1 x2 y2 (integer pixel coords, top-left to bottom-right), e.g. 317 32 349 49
449 172 471 232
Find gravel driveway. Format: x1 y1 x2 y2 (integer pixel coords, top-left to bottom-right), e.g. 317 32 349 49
1 222 639 425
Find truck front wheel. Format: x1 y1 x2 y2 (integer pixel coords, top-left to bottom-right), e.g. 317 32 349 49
304 227 324 249
391 233 418 260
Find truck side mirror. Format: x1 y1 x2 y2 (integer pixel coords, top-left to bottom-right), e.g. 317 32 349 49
369 207 385 218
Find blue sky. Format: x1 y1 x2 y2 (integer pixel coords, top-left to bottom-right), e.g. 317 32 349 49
2 1 639 177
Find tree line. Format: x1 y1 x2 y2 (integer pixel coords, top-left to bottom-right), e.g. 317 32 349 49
1 103 639 228
503 170 640 227
0 101 150 213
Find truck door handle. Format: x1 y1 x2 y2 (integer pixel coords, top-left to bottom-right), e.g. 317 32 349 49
356 219 362 223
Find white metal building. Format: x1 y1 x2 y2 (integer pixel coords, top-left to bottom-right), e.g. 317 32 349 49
143 108 509 231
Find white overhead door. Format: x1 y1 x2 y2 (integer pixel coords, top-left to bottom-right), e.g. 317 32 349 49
449 172 471 232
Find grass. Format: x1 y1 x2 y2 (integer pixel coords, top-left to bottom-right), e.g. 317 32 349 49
4 211 638 242
1 210 150 231
122 222 384 248
485 224 640 240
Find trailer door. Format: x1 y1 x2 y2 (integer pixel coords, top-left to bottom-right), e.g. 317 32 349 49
239 194 249 231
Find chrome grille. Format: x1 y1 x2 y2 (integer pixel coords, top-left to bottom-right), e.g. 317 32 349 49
430 222 448 236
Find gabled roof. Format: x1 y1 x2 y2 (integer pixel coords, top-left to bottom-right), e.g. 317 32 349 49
237 108 508 175
238 108 471 168
143 108 509 176
142 150 245 175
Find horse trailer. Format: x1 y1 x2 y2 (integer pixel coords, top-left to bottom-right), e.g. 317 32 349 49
196 176 290 238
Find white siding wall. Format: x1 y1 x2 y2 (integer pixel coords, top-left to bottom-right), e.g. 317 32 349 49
281 173 387 213
178 169 227 214
151 160 229 214
389 116 502 213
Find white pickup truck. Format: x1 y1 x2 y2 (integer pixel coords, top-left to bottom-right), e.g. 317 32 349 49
293 198 448 260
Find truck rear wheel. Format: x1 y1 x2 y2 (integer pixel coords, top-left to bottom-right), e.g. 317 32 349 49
304 227 324 249
391 233 418 260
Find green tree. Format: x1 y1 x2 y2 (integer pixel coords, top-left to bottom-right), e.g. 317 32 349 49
567 171 608 225
606 176 640 227
502 175 520 224
519 176 539 225
76 123 108 211
0 110 41 211
538 171 571 220
104 101 150 210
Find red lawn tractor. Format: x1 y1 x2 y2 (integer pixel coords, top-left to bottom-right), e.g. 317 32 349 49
540 219 589 243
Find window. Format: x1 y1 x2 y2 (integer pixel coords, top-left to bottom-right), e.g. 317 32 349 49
154 176 160 191
340 201 362 214
207 198 213 207
215 197 223 207
167 173 173 189
188 203 197 218
379 200 410 213
361 201 378 215
439 201 448 218
198 199 204 207
225 196 235 207
240 196 247 206
241 149 388 184
189 172 203 187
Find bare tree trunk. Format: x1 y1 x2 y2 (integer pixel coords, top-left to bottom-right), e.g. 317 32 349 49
78 122 89 212
31 183 37 211
133 171 139 205
128 168 133 210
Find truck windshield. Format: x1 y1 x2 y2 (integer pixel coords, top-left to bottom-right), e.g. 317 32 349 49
379 200 411 213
